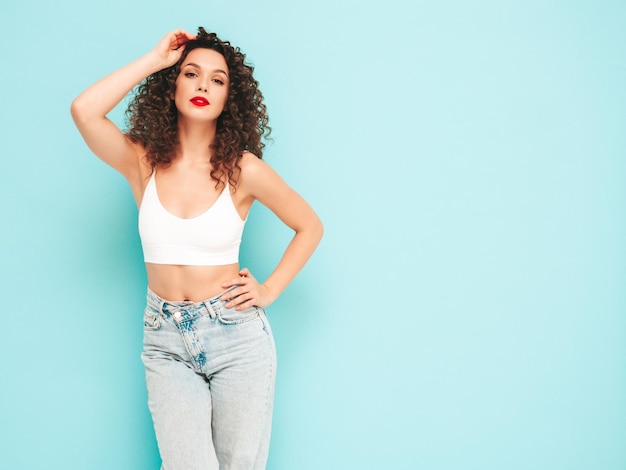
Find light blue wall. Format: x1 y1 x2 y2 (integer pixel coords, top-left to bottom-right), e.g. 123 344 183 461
1 1 625 469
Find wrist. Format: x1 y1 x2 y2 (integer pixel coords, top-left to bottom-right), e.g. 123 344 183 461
141 51 171 75
261 282 278 305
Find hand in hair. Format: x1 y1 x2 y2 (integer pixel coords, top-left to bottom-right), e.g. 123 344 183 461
152 29 197 69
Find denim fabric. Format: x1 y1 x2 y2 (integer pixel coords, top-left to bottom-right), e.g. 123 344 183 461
141 287 276 470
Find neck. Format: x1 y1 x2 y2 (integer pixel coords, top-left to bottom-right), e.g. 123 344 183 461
176 117 217 163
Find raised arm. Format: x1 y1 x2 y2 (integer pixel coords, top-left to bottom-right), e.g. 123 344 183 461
70 30 195 181
222 152 324 310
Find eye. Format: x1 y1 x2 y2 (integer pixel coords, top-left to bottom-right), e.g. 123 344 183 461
184 71 197 78
212 78 225 85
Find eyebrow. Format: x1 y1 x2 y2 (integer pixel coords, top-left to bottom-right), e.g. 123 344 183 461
183 62 229 77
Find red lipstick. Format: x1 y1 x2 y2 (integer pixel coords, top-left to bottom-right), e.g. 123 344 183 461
190 96 210 106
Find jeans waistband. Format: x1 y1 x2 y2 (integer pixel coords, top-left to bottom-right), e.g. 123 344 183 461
146 286 238 321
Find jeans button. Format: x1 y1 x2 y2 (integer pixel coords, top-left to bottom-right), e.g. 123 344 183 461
174 311 182 320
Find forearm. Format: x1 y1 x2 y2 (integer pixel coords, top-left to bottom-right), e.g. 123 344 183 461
262 223 323 303
71 52 163 122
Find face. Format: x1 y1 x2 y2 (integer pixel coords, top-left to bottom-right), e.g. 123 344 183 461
175 48 230 122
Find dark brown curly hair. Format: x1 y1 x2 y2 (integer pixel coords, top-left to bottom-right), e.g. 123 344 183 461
125 27 270 189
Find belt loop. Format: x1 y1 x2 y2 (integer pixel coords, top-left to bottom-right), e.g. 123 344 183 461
203 300 217 319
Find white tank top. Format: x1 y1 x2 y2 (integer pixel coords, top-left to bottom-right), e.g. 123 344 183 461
138 172 246 266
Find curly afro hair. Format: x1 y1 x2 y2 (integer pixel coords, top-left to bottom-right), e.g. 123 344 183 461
126 27 270 190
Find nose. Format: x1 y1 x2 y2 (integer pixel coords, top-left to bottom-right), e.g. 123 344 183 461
197 76 209 93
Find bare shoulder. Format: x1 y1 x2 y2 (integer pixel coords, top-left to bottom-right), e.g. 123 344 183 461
238 151 304 213
239 151 271 176
237 152 321 234
238 151 285 194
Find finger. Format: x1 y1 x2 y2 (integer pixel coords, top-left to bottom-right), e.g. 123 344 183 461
174 29 196 40
231 293 257 310
171 37 188 50
221 279 255 302
165 30 193 52
222 276 245 289
172 29 195 41
174 32 192 47
221 285 244 301
226 292 253 309
235 299 257 311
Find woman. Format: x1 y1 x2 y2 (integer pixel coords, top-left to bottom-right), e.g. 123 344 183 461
71 27 323 470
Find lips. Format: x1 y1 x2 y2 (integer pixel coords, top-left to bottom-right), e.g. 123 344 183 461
190 96 210 106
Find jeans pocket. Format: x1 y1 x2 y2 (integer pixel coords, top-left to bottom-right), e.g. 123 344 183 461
143 307 162 331
217 306 260 325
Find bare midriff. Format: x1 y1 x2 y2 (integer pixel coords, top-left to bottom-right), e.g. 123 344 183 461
146 262 240 302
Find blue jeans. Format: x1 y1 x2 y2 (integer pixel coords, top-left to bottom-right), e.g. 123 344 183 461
141 287 276 470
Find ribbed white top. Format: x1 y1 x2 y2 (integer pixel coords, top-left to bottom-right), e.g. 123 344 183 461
138 172 246 266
